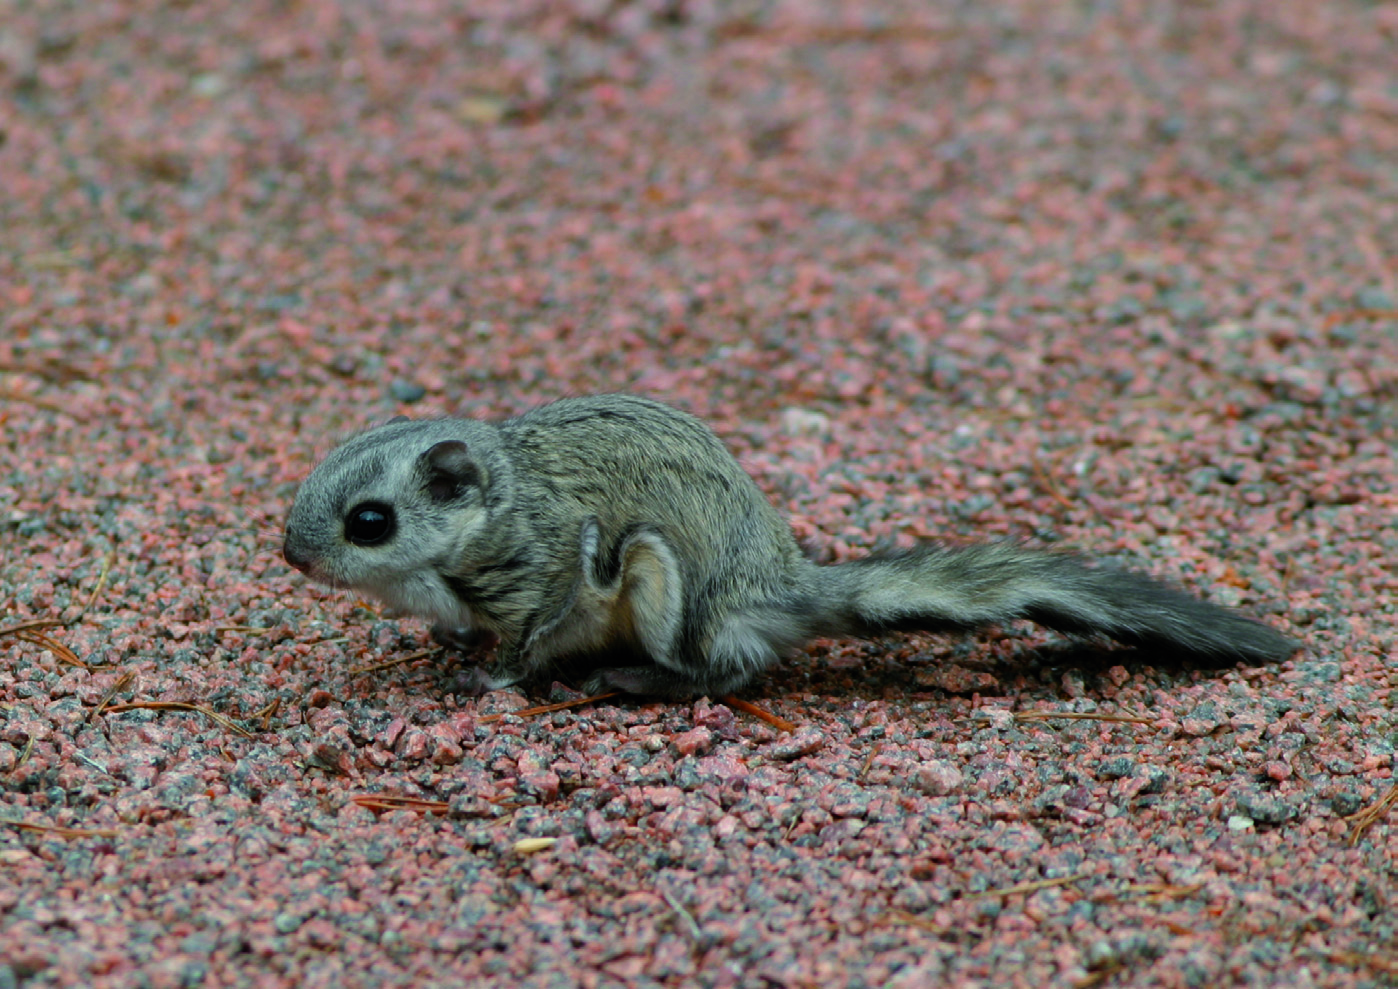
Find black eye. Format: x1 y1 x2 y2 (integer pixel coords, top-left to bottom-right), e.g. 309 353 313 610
345 503 395 546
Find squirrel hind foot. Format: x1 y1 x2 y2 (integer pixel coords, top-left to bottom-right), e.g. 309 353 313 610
582 663 755 700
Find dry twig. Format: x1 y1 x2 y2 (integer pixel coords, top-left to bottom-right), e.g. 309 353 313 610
1031 458 1076 511
964 871 1093 900
478 692 620 724
721 695 797 733
74 547 118 619
349 648 439 674
1345 784 1398 847
10 736 35 774
875 909 953 935
0 618 65 638
1321 309 1398 330
89 670 138 723
98 701 254 737
1311 949 1398 978
254 697 281 732
14 628 88 670
3 820 120 839
350 794 450 814
1014 709 1155 726
1109 882 1206 904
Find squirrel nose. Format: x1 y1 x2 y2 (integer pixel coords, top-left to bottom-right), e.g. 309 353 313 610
282 539 313 573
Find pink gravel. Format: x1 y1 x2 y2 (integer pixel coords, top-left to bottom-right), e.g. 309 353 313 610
2 2 1396 986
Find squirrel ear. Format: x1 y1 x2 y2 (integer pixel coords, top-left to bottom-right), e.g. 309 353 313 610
422 440 482 502
387 415 411 425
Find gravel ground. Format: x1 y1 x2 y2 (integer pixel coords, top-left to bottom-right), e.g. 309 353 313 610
3 2 1396 986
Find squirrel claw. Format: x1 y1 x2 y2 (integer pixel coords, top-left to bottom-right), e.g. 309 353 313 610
447 664 523 698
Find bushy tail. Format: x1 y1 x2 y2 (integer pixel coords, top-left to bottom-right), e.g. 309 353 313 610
808 543 1296 663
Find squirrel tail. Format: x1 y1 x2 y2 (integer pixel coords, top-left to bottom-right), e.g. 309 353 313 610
805 543 1296 663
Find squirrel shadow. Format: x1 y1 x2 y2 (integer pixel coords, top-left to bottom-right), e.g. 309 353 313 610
764 636 1290 703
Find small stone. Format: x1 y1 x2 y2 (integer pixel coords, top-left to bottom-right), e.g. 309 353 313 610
1098 756 1136 780
912 761 963 796
768 730 824 761
389 379 427 403
1135 766 1170 794
1180 702 1226 737
274 911 306 934
1235 790 1298 825
780 407 830 437
673 726 714 757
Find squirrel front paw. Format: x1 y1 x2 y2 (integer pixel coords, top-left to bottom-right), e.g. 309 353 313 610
431 623 499 653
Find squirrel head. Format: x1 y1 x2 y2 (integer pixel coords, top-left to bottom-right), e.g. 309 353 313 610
282 418 503 622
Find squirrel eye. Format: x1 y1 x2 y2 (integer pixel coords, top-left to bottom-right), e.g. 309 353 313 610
345 503 395 546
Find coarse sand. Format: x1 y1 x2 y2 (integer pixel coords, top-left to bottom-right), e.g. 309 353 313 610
2 2 1396 986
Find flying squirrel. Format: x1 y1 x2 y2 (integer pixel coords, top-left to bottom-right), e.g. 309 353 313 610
282 394 1296 698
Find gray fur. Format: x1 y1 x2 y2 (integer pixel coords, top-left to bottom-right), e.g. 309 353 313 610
283 394 1297 698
